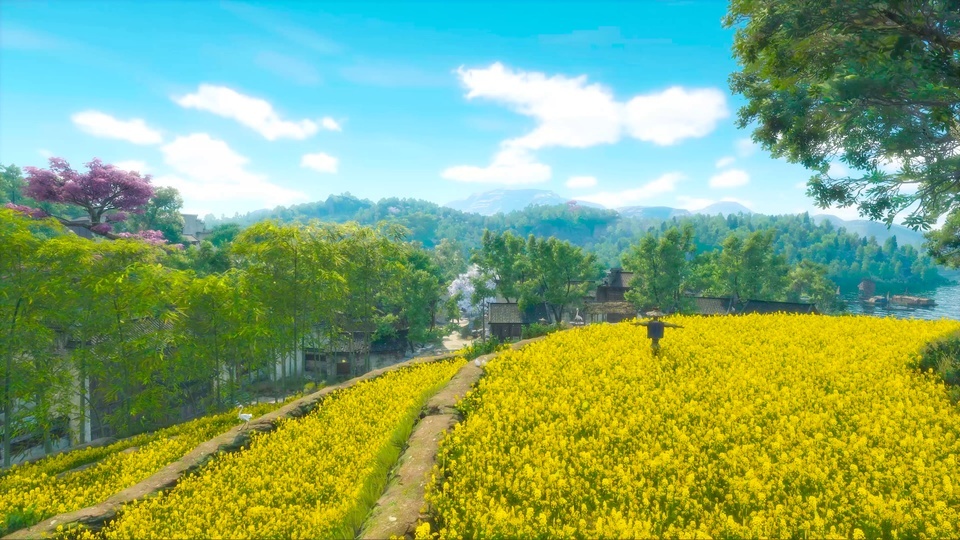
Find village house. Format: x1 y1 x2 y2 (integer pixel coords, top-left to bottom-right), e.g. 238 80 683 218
180 214 208 246
486 302 552 341
686 296 737 316
583 268 638 323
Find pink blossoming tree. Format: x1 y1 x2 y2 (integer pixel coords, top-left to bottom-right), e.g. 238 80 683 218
18 157 163 241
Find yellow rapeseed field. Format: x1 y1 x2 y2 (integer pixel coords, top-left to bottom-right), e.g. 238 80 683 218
425 314 960 539
93 358 464 539
0 400 282 534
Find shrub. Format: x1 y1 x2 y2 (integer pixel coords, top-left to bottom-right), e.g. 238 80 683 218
521 322 561 340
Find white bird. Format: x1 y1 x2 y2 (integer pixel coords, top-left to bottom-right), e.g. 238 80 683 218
237 405 253 428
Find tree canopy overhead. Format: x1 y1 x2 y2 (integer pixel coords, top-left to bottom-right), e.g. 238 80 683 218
725 0 960 230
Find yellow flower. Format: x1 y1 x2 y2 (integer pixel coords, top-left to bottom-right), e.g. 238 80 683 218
425 315 960 539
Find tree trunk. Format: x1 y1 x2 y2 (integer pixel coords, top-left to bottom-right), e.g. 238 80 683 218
3 298 22 468
78 355 87 444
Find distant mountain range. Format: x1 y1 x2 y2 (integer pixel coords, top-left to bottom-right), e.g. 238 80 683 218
811 214 926 249
445 189 755 217
445 189 603 214
443 188 926 248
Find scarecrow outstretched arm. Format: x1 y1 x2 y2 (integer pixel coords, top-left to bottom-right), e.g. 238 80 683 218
662 322 683 328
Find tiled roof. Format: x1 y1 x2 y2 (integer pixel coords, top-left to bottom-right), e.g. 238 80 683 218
87 317 172 347
584 301 637 315
740 300 818 314
603 268 634 288
690 296 734 315
489 302 522 324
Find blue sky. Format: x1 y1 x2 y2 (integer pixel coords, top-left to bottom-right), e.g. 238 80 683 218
0 0 871 219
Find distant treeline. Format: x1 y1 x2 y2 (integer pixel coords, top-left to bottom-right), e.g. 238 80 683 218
204 194 946 291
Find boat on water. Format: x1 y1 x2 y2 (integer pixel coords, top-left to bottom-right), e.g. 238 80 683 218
863 295 888 305
890 295 936 307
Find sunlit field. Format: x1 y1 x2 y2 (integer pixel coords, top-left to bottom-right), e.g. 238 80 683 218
425 315 960 539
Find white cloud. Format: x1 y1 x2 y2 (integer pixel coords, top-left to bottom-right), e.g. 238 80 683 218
441 145 551 184
448 62 727 184
157 133 305 207
715 156 735 168
113 160 148 174
795 181 808 189
577 172 684 208
708 168 750 188
174 84 334 141
676 195 715 210
623 87 728 146
828 161 850 177
301 152 338 174
566 175 597 188
321 117 342 131
736 137 756 157
37 148 52 158
71 110 163 145
456 63 728 150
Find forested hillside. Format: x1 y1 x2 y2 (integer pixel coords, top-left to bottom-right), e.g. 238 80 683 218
204 193 946 291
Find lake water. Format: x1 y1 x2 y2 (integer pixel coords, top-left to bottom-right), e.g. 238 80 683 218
841 282 960 321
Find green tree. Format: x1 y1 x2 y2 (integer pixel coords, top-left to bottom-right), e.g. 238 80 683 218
623 225 695 313
726 0 960 230
715 230 788 302
232 221 344 389
127 186 185 243
432 238 467 283
471 230 529 302
0 164 25 205
0 209 63 465
523 235 597 322
326 222 404 372
786 261 845 313
396 246 446 349
178 270 264 409
207 223 243 248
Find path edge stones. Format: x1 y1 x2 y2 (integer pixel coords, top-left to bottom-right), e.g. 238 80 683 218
5 352 461 540
360 336 550 539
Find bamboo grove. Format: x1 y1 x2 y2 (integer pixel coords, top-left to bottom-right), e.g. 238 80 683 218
0 208 448 467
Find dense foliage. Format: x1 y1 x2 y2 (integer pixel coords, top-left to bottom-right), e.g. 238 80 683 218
425 315 960 538
470 230 599 322
0 208 448 468
200 193 945 291
725 0 960 232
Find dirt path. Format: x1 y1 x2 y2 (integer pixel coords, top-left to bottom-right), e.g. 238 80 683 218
440 320 473 352
360 336 549 539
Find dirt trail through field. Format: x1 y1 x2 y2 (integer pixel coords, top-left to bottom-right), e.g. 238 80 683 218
360 336 548 539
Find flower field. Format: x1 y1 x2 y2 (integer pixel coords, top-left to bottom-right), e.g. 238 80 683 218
1 400 283 534
86 358 464 539
425 315 960 539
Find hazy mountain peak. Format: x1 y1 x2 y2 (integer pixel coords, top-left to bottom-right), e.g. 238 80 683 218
444 189 602 215
693 201 754 216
